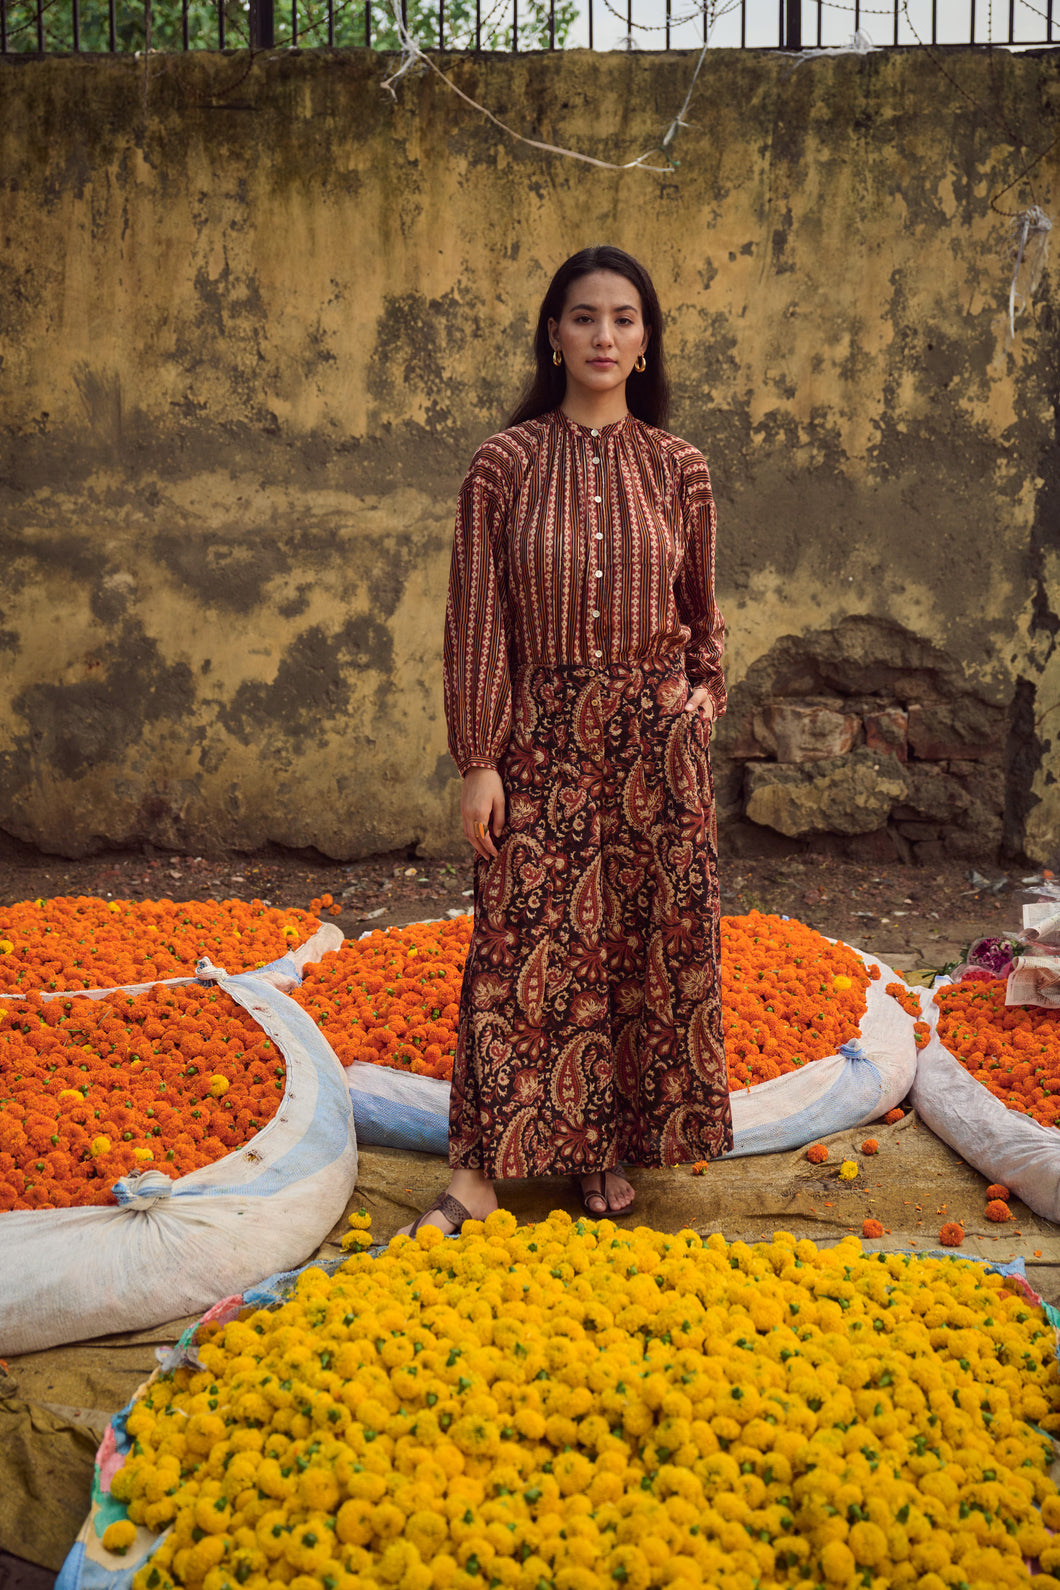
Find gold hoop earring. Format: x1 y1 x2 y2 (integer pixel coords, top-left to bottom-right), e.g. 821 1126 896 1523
634 354 647 373
552 349 563 366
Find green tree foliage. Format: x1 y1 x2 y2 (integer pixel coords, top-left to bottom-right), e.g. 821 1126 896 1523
2 0 575 51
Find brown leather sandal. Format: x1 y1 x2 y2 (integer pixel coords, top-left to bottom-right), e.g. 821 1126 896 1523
574 1170 634 1220
407 1191 473 1238
576 1172 608 1218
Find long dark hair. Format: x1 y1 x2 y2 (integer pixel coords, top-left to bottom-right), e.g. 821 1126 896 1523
508 245 670 430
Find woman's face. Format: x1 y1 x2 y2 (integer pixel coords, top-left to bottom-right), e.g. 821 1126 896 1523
547 270 650 402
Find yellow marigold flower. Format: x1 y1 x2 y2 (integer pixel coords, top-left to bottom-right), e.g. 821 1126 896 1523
405 1508 448 1558
820 1539 856 1583
838 1160 859 1180
370 1501 406 1541
255 1508 290 1559
193 1495 232 1535
185 1412 227 1456
101 1520 138 1556
604 1545 651 1590
847 1519 888 1567
284 1521 333 1573
185 1537 227 1580
346 1207 372 1231
298 1466 340 1512
89 1134 112 1157
207 1073 230 1097
376 1541 432 1589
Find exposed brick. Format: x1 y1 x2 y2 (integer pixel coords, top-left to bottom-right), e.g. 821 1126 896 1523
907 701 1005 761
766 702 860 764
864 706 908 762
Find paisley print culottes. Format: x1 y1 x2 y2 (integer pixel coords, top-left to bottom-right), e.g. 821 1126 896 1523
449 655 732 1178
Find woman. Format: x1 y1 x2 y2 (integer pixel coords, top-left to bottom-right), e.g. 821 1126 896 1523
403 244 731 1235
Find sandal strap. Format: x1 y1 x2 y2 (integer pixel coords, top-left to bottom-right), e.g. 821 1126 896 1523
408 1191 474 1238
436 1192 474 1229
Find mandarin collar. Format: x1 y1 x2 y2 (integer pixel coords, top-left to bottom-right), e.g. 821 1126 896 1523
557 410 632 443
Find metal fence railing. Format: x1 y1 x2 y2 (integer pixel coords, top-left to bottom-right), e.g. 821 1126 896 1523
1 0 1056 56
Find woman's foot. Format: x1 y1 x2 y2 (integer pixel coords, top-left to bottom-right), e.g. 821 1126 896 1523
396 1166 499 1237
577 1167 635 1217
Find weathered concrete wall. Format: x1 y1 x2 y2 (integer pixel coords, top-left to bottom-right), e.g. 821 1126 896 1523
2 48 1059 860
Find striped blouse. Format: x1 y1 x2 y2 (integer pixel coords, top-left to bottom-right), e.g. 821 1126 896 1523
443 407 726 776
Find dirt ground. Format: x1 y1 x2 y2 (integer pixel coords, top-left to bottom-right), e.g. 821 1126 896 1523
0 831 1032 977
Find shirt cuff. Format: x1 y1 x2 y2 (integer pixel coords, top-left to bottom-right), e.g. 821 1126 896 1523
457 756 499 776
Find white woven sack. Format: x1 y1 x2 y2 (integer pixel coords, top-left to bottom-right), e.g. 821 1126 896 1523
345 1058 451 1154
911 988 1060 1223
725 949 915 1156
343 945 916 1160
0 932 357 1356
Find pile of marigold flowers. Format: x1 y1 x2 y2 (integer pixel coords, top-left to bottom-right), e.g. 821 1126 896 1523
110 1212 1060 1590
720 915 873 1089
0 982 285 1210
294 912 883 1090
935 978 1060 1129
0 897 320 994
293 919 472 1081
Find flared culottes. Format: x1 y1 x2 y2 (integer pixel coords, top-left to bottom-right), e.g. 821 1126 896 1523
449 655 732 1178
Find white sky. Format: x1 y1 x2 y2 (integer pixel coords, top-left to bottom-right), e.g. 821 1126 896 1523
560 0 1056 51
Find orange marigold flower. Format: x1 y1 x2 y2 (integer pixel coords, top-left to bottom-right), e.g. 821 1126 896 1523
986 1183 1010 1202
861 1218 884 1238
806 1144 829 1164
885 981 920 1020
939 1222 965 1247
986 1199 1013 1223
883 1108 905 1124
861 1139 879 1155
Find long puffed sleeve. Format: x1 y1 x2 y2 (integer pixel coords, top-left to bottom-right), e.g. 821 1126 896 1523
674 452 727 718
443 453 514 776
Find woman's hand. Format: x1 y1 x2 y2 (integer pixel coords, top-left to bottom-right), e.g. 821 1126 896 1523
684 686 717 724
462 768 506 860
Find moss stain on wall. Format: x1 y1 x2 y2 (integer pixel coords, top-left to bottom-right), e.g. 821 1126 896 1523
1 48 1059 858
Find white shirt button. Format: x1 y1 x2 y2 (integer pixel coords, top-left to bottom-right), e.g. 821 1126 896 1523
595 570 603 579
590 429 600 437
593 648 603 657
595 532 603 540
592 608 600 618
592 456 601 465
593 494 602 504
